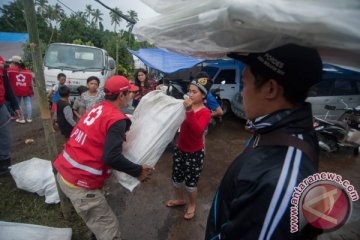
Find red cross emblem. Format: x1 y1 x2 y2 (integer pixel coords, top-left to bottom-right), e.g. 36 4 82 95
83 105 103 126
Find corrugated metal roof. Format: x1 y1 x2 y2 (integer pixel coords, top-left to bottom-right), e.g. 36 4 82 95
0 32 29 43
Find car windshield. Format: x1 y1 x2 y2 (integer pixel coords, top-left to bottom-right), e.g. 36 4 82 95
44 44 104 70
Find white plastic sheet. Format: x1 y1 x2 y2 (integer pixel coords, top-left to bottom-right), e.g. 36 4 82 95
115 91 185 191
10 158 60 204
0 221 72 240
135 0 360 70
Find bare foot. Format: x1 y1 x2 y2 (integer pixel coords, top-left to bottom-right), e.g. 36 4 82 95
184 205 196 220
166 199 186 207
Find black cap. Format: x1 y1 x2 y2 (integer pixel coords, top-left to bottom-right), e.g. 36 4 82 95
227 44 322 89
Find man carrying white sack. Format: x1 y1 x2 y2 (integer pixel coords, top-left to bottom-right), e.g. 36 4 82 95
54 75 154 240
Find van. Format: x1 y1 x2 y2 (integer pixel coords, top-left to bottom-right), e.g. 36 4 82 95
307 64 360 120
202 60 245 114
44 43 116 100
230 63 360 120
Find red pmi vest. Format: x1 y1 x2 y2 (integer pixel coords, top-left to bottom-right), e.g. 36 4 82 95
7 66 33 97
54 101 128 189
0 69 5 105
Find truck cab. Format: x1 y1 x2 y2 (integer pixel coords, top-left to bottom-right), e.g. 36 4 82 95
44 43 116 99
202 60 245 114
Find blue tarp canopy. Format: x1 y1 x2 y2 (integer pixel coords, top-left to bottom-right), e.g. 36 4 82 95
0 32 29 42
128 48 205 74
0 32 29 60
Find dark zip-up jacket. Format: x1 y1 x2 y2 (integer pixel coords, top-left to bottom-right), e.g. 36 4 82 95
206 103 322 240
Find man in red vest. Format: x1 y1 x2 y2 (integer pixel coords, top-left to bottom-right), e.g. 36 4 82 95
7 56 33 123
54 75 153 240
0 55 20 176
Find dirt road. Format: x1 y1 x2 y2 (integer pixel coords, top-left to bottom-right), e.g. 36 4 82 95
6 96 360 240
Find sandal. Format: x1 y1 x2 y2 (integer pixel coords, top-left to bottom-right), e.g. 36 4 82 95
184 209 195 220
166 199 186 207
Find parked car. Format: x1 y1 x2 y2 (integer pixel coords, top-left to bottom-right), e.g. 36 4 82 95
231 63 360 120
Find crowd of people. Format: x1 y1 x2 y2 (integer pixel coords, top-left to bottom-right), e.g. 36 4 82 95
1 43 324 240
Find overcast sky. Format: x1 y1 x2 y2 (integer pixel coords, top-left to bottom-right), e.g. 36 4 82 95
1 0 159 31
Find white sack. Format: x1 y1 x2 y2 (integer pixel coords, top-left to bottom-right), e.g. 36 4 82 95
115 91 185 191
10 158 60 204
135 0 360 70
0 221 71 240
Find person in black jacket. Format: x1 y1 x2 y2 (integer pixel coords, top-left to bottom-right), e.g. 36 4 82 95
56 86 76 139
205 44 323 240
0 55 20 176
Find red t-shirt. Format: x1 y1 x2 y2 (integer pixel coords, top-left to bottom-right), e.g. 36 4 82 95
177 107 211 152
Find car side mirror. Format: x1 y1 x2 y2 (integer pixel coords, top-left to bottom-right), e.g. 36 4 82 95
109 59 115 70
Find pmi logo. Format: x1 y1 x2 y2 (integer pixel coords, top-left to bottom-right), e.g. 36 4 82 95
290 172 358 233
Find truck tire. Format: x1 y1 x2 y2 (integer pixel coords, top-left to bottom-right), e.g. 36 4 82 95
221 100 231 115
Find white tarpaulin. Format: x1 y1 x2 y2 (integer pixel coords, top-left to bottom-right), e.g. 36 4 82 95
134 0 360 70
10 158 60 204
0 221 72 240
115 91 185 191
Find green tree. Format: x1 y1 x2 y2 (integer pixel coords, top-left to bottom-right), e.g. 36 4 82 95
110 7 122 33
45 4 65 44
0 0 50 41
91 9 103 29
110 7 123 64
85 4 94 23
35 0 48 17
126 10 138 28
72 11 87 23
72 39 94 46
59 15 104 47
125 10 138 47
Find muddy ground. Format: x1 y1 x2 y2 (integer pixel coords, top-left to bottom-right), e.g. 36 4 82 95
1 96 359 240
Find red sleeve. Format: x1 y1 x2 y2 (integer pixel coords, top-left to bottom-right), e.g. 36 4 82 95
183 108 211 139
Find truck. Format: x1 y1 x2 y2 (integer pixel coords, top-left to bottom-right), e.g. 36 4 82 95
44 43 116 99
202 60 245 116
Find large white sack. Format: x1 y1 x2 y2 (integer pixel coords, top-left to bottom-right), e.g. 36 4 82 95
115 91 185 191
10 158 60 204
0 221 71 240
135 0 360 70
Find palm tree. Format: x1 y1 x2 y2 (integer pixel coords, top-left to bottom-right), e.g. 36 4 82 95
126 10 138 47
35 0 48 17
126 10 138 29
110 7 122 33
85 4 94 23
72 11 87 23
110 7 122 65
46 4 65 43
91 9 103 29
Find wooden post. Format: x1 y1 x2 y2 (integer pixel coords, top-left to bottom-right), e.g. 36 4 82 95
21 0 72 219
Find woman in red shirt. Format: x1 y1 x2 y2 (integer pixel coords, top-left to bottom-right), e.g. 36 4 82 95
166 73 212 220
132 68 157 108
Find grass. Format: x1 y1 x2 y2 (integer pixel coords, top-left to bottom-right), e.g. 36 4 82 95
0 168 90 240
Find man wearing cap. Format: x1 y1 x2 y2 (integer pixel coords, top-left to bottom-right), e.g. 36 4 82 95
205 44 322 239
54 75 154 240
7 55 34 123
0 55 21 176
